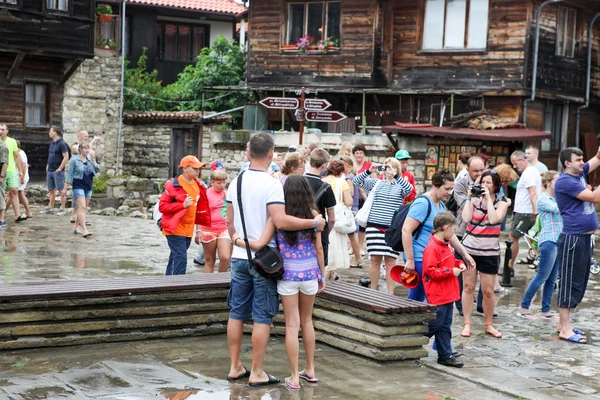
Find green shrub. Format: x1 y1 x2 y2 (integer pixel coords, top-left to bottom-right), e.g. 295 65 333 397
92 172 110 194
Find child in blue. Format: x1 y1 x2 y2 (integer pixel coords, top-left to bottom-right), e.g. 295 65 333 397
233 174 325 390
422 212 466 368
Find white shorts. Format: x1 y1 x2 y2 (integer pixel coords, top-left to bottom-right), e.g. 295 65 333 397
17 175 29 191
277 279 319 296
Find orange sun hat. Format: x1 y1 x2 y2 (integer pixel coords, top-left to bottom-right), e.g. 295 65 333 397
390 264 420 289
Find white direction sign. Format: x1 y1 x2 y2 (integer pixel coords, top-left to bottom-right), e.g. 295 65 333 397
303 98 332 111
305 111 348 122
259 97 300 110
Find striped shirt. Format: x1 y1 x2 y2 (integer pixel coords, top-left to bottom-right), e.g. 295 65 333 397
353 170 413 227
537 192 563 244
462 197 503 256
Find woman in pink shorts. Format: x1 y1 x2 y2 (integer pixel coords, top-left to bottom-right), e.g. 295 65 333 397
198 169 231 273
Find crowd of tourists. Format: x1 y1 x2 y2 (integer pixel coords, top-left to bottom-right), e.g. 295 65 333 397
1 124 597 385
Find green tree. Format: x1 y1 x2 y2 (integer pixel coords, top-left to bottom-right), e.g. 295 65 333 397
163 35 253 116
124 47 169 111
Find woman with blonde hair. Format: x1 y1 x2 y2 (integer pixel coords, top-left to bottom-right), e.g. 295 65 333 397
340 155 362 268
339 142 353 157
354 157 413 293
323 160 353 280
280 152 305 185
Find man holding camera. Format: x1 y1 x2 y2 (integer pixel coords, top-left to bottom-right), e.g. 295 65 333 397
509 150 542 269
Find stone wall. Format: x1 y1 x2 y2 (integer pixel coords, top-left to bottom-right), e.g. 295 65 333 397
203 131 429 193
121 124 171 180
62 50 123 175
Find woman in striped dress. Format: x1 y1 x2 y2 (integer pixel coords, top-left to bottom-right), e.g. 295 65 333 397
353 158 413 293
461 170 508 339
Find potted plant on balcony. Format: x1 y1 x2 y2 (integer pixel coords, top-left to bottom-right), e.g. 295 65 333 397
296 35 316 54
96 3 113 21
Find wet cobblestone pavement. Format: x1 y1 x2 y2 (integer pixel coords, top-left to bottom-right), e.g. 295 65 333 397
1 207 600 399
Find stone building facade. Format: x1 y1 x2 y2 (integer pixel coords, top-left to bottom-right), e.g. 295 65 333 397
62 50 122 175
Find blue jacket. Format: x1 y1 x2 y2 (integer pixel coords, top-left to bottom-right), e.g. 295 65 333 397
66 155 100 183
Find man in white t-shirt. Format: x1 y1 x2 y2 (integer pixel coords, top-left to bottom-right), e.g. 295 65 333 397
225 133 325 387
509 150 542 269
525 145 548 173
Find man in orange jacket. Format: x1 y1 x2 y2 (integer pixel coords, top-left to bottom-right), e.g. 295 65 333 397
159 155 210 275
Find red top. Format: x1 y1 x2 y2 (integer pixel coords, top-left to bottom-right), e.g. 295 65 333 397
159 176 210 235
357 161 372 174
422 235 462 306
402 170 417 204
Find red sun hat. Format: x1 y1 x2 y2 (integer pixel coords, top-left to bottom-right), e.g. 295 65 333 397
390 264 420 289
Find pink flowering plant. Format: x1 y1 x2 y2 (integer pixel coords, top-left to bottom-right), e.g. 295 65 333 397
295 35 316 53
318 37 334 53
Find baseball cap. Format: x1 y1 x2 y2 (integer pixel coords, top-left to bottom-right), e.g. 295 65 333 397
210 160 225 171
178 155 206 169
390 264 420 289
395 150 412 160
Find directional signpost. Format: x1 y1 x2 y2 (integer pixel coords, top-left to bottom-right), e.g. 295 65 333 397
259 88 348 144
303 99 332 111
305 111 347 122
259 97 299 110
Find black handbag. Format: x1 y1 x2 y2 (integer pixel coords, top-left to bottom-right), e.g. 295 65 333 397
237 172 284 280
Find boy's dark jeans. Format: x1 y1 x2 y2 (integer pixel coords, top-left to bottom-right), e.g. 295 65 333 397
425 303 453 361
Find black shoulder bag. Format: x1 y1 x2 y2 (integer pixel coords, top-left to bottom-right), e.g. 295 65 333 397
236 172 284 280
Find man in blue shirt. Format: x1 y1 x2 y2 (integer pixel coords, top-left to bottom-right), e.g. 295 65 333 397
45 127 69 214
554 147 600 344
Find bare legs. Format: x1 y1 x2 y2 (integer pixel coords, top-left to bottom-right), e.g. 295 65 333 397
369 254 383 290
8 187 20 221
17 190 31 217
281 292 317 387
48 189 56 209
73 197 91 236
348 232 361 265
203 238 231 273
384 256 397 294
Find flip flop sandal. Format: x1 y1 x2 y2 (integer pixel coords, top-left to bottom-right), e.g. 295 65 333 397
285 377 301 390
516 312 538 320
556 328 585 335
299 370 319 383
14 215 27 222
350 262 362 268
484 324 502 338
516 256 535 265
460 322 471 337
227 366 250 381
248 373 280 387
559 333 587 344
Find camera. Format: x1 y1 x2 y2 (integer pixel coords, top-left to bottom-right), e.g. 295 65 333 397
471 184 484 198
377 165 387 172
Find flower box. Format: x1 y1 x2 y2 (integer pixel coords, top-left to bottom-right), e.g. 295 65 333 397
98 14 112 22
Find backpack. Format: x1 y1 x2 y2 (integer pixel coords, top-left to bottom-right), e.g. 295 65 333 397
445 191 458 213
385 195 432 252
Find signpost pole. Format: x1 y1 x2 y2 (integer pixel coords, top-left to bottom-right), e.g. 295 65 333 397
299 87 305 145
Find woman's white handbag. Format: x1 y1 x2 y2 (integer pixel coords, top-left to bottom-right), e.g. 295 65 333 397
333 178 357 234
354 180 383 228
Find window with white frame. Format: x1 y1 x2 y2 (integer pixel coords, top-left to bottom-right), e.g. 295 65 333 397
287 2 340 45
46 0 68 11
25 83 48 127
556 6 576 57
422 0 489 51
0 0 18 6
543 103 563 151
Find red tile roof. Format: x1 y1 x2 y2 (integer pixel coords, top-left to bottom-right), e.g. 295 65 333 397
127 0 245 14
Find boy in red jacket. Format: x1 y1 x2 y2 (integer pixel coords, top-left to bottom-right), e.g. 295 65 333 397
423 212 466 368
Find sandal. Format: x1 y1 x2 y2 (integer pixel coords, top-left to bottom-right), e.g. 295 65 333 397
350 262 362 269
460 322 471 337
484 324 502 338
516 256 535 265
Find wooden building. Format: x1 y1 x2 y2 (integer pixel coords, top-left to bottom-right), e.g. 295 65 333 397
110 0 245 84
0 0 95 175
246 0 600 174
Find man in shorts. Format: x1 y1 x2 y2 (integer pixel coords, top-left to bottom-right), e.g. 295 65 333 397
0 124 23 222
0 135 8 228
554 147 600 343
226 133 325 386
509 150 541 269
45 127 69 214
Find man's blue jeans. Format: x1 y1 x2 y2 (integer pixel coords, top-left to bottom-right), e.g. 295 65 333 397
165 235 192 275
520 241 559 313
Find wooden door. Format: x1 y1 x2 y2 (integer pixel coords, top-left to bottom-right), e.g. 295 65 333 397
169 127 199 178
